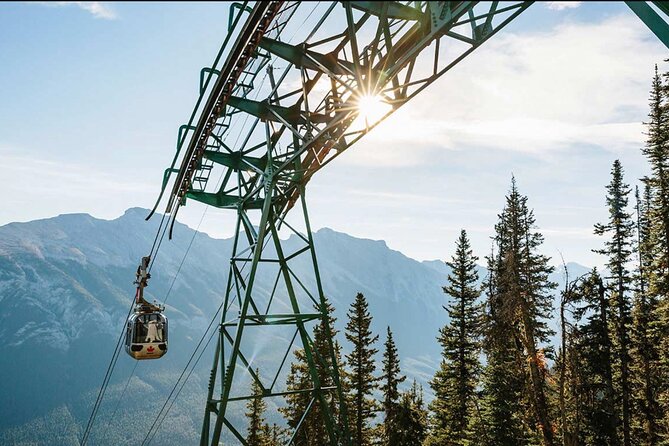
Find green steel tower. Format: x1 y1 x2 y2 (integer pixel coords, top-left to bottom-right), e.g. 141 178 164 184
146 2 669 445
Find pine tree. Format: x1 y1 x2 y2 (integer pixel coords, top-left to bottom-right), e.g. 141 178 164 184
379 326 405 446
571 270 619 445
312 300 350 440
246 372 268 446
281 298 347 445
282 350 313 445
631 184 661 445
642 66 669 300
394 380 428 446
642 65 669 444
556 320 585 446
594 160 635 446
427 229 483 445
556 262 584 446
482 178 556 446
261 424 288 446
480 244 530 446
344 292 380 446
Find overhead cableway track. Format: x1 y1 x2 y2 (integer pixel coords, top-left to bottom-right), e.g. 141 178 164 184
136 2 669 445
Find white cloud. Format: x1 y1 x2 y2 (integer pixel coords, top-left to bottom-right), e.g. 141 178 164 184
0 148 150 225
34 2 118 20
308 11 663 267
545 2 582 11
341 13 666 166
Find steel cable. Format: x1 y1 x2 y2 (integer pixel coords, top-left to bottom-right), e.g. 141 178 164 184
139 300 225 446
143 328 218 445
133 2 326 444
100 361 140 439
139 229 274 445
80 297 135 445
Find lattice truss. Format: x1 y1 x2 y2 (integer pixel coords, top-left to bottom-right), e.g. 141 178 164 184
155 1 533 225
143 1 669 445
151 1 536 445
150 2 535 445
187 1 533 218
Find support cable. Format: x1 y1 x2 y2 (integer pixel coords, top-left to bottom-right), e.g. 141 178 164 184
143 328 218 445
94 202 208 442
148 212 168 260
132 4 326 444
100 361 140 439
83 4 324 445
140 226 275 444
140 301 225 446
80 297 135 445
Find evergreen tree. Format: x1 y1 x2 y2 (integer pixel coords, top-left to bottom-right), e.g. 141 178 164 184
642 66 669 300
571 270 619 445
395 380 428 446
281 298 347 445
556 320 585 446
631 184 662 445
246 372 268 446
379 326 405 446
594 160 635 446
480 244 530 446
427 229 483 445
482 178 556 446
556 263 584 446
281 351 311 445
642 65 669 444
344 292 380 446
261 424 288 446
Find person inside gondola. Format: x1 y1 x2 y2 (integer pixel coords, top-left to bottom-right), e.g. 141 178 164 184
145 318 162 343
134 316 147 343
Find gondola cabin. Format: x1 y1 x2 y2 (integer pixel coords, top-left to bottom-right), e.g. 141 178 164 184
125 311 168 360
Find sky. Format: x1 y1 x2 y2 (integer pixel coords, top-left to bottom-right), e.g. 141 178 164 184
0 1 667 269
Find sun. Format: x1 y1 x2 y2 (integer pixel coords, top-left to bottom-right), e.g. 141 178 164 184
356 94 391 126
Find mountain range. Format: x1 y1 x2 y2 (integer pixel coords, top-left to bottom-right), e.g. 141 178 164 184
0 208 587 445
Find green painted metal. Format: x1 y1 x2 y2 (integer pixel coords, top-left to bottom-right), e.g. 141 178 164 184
229 2 253 30
149 1 669 445
654 1 669 17
146 0 254 221
350 1 423 21
258 37 362 76
185 190 263 209
152 2 536 445
626 1 669 49
202 150 268 172
199 68 220 95
227 96 330 124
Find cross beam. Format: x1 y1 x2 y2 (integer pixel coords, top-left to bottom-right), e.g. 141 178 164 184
147 2 669 445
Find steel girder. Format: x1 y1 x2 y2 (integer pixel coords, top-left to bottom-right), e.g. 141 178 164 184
625 1 669 49
199 183 349 445
150 2 535 445
147 1 669 445
150 1 534 229
187 1 534 221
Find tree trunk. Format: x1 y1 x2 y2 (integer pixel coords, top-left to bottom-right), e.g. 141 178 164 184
559 265 569 446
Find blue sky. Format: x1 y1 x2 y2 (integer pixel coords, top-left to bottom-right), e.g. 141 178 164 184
1 1 667 268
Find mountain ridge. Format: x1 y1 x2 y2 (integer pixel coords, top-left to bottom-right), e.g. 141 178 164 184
0 208 587 445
